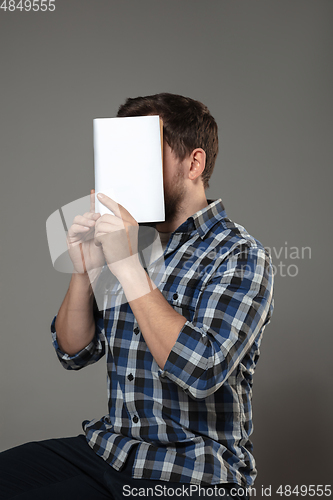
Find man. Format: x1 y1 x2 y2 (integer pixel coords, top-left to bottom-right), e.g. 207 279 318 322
0 93 274 499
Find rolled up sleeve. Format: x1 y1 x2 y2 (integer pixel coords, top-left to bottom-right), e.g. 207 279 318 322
50 315 106 370
160 245 274 400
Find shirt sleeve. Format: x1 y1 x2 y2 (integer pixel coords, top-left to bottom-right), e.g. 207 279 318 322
159 244 274 400
50 307 106 371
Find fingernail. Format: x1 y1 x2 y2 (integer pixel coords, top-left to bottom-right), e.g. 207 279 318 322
97 193 104 199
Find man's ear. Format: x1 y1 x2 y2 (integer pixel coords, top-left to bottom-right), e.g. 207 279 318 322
188 148 206 181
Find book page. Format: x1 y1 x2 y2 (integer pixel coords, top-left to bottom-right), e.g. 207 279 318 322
94 115 165 222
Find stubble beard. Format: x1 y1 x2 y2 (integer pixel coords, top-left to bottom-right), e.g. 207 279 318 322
163 168 186 224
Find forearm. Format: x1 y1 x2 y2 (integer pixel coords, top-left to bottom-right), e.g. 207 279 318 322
116 257 187 369
55 272 97 356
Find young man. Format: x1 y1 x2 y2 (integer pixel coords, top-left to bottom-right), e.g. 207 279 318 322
0 93 274 500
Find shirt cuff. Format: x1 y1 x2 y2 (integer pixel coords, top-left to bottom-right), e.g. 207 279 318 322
51 315 105 370
159 321 213 399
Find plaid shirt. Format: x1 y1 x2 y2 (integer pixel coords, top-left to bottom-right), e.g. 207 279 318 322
51 199 274 486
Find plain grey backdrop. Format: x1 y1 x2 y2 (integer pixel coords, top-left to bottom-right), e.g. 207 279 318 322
1 1 332 497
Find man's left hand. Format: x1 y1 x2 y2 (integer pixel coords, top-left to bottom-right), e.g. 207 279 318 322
94 193 140 277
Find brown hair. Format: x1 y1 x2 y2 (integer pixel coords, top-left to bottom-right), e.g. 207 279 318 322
117 93 218 189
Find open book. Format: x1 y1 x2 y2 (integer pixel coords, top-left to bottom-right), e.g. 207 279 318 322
94 115 165 222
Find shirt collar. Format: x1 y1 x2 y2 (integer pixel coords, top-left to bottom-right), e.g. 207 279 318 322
175 199 227 239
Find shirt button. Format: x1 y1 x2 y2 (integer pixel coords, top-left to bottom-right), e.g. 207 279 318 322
134 327 140 335
133 415 139 423
127 373 134 381
173 293 178 300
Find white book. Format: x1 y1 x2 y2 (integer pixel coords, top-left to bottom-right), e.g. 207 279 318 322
94 115 165 222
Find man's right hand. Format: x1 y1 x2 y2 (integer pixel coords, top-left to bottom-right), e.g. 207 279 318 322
67 189 105 274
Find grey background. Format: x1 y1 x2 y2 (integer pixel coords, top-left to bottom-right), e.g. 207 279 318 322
1 1 332 497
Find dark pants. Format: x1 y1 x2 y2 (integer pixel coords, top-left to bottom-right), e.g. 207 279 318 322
0 435 249 499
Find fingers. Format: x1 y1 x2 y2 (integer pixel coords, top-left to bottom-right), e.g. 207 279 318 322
68 223 91 240
95 213 122 225
95 220 124 235
94 224 139 259
90 189 95 213
68 212 100 238
94 218 123 240
74 213 100 226
97 193 121 218
96 193 137 224
94 214 125 247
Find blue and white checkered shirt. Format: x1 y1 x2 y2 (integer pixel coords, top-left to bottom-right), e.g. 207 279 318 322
51 199 274 487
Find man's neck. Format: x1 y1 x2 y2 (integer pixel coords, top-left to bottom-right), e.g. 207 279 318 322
156 194 208 233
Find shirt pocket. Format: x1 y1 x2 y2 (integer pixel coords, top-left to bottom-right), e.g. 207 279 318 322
159 282 196 321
